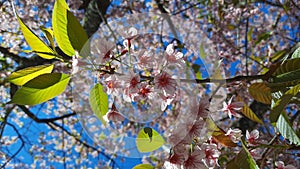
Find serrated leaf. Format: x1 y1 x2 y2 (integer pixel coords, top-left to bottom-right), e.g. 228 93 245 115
276 113 300 145
291 46 300 59
132 164 154 169
248 82 272 104
270 84 300 123
207 118 237 147
14 9 55 59
52 0 88 56
12 73 70 105
136 127 165 153
272 58 300 76
89 84 108 125
7 64 54 86
237 96 263 124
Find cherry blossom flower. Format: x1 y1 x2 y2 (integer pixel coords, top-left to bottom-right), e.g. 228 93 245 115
184 148 206 169
136 50 154 70
93 39 114 63
134 82 153 101
225 128 242 143
246 129 259 145
105 105 124 122
163 161 181 169
220 96 244 118
122 71 140 93
103 75 122 96
165 44 185 67
154 71 177 95
275 161 297 169
200 143 220 169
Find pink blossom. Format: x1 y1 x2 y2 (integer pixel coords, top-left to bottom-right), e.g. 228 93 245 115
246 129 259 145
123 71 140 93
106 105 124 122
225 128 242 143
103 75 122 96
184 148 206 169
136 50 154 70
200 143 220 168
165 44 185 67
220 96 244 118
275 161 297 169
134 82 153 101
154 71 177 95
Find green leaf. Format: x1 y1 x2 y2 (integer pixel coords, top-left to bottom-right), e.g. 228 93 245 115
7 64 54 86
291 46 300 59
52 0 88 56
66 10 88 52
273 69 300 83
248 82 272 104
255 32 272 45
12 73 70 105
270 50 287 62
15 10 55 59
132 164 154 169
226 140 259 169
276 113 300 145
272 58 300 77
270 84 300 123
237 96 263 124
136 127 165 153
89 84 109 125
40 26 55 50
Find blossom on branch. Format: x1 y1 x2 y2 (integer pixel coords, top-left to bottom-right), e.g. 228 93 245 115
225 128 242 143
246 129 259 145
220 96 243 118
154 71 177 96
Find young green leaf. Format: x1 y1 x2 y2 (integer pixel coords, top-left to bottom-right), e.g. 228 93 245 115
276 113 300 145
270 83 300 123
291 45 300 59
248 82 272 104
7 64 54 86
132 164 154 169
15 11 55 59
12 73 70 105
52 0 88 56
40 26 56 50
89 84 109 125
136 127 165 153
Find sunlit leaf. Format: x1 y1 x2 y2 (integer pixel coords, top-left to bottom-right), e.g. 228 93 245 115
276 113 300 145
270 84 300 123
132 164 154 169
52 0 88 56
12 73 70 105
7 64 54 86
14 9 55 59
89 84 109 125
136 127 165 153
248 82 272 104
40 26 55 50
291 45 300 59
237 96 263 124
207 118 237 147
